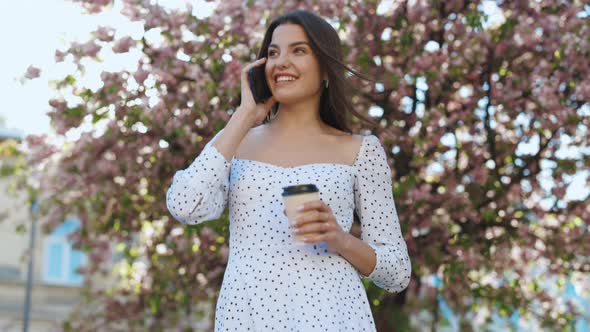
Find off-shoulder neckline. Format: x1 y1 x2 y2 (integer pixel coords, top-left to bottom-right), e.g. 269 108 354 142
231 134 374 171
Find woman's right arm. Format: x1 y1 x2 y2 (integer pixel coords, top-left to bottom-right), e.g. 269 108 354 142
166 57 276 225
165 109 255 225
210 109 257 162
213 56 276 161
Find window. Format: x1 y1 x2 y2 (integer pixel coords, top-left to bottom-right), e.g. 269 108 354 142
42 218 86 286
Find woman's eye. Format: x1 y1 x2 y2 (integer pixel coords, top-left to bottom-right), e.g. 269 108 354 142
268 48 305 56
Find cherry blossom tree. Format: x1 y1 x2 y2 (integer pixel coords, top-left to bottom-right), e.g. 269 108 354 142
13 0 589 330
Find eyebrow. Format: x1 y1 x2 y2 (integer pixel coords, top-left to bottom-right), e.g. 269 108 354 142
268 41 310 49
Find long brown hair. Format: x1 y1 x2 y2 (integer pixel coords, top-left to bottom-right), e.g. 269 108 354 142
258 10 379 133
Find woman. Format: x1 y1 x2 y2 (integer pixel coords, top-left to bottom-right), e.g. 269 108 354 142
166 9 411 331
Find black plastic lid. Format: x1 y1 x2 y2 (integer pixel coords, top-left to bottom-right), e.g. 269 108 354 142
281 184 319 196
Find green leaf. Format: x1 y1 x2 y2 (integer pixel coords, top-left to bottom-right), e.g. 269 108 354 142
65 74 76 85
205 80 216 95
357 52 371 73
483 209 495 222
400 32 412 46
66 106 84 118
149 296 160 314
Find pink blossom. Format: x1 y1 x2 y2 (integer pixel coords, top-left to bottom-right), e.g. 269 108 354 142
72 0 111 14
219 59 242 89
54 50 66 62
95 26 115 42
112 36 135 53
48 98 67 111
575 81 590 100
81 40 101 57
133 69 149 84
24 65 41 79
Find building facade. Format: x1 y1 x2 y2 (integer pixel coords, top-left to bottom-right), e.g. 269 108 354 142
0 129 83 332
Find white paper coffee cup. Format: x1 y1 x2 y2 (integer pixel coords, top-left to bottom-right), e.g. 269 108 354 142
282 184 320 244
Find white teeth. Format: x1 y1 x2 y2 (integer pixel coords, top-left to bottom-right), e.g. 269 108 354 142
276 76 297 82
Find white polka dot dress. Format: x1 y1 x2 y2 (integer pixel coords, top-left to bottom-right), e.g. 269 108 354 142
166 129 412 331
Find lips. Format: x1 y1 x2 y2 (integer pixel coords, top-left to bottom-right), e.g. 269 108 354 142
275 77 298 86
273 73 298 83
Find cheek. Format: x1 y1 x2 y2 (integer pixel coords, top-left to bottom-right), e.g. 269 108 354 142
265 68 274 84
301 62 321 79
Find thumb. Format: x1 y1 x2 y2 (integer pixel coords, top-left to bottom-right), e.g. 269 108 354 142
264 96 276 109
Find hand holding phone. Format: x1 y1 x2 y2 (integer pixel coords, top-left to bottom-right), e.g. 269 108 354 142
238 57 276 127
247 65 273 104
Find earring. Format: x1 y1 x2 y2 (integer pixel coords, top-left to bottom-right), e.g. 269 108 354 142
324 80 329 88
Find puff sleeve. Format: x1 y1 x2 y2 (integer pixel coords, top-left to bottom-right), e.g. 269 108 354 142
166 129 231 225
353 134 411 293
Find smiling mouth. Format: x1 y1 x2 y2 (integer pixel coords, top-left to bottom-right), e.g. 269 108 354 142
276 80 297 86
275 77 298 86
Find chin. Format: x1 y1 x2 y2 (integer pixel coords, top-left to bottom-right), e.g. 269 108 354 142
273 94 300 105
273 89 310 101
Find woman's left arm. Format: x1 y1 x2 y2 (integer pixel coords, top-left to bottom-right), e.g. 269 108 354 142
291 135 411 293
349 135 411 293
291 202 377 277
335 232 377 277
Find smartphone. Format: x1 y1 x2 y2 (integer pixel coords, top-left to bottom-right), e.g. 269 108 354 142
247 64 272 104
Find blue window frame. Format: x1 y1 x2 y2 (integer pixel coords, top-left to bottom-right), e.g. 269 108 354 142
42 218 86 286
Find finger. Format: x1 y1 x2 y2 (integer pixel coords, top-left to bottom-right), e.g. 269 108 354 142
241 57 267 76
300 232 325 244
264 95 276 108
294 210 331 226
294 221 332 236
297 199 330 213
293 210 320 226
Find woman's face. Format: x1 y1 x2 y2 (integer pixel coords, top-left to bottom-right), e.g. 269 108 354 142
264 23 324 104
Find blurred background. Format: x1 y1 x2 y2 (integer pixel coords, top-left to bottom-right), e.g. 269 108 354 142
1 0 589 331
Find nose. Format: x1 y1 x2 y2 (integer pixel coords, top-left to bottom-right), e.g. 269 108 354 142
273 51 291 70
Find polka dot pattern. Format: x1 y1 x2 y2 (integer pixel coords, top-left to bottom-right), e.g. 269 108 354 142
166 130 411 331
353 135 412 294
166 130 231 225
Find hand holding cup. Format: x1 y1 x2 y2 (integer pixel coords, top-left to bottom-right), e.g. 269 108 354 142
283 199 348 253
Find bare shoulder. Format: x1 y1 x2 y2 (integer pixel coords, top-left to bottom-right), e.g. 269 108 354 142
327 128 363 145
236 125 364 163
351 133 364 145
234 124 266 158
325 129 364 164
347 134 365 159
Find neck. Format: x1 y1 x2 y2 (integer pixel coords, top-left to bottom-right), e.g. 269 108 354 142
269 96 329 136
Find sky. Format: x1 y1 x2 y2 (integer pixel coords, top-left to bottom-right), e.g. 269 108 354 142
0 0 97 136
0 0 216 137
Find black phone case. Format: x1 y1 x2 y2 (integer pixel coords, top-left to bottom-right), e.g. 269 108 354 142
247 65 272 104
